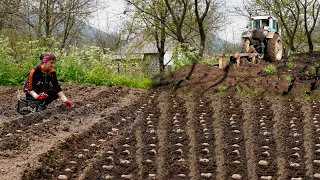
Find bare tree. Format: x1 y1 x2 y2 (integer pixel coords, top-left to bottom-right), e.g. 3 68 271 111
0 0 22 29
94 30 121 53
1 0 97 47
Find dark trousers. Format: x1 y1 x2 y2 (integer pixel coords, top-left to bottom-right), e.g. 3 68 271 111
25 90 59 106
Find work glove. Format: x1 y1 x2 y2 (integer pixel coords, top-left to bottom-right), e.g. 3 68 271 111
64 100 74 108
36 92 48 100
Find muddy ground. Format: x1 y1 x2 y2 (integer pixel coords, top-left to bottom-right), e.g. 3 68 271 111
0 52 320 180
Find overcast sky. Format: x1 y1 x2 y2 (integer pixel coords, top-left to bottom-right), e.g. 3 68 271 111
90 0 126 32
90 0 248 43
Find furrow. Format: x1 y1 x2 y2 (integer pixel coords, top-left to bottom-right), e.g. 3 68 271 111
193 95 216 179
283 99 307 178
156 91 170 180
215 94 248 179
271 97 307 179
239 95 257 180
164 93 190 179
182 94 197 180
137 91 160 179
211 93 226 179
247 95 277 180
311 99 320 179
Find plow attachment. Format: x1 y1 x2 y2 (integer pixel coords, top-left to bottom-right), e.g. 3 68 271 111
216 53 260 69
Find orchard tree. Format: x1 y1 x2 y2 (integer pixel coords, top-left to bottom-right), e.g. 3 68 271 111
300 0 320 53
194 0 211 57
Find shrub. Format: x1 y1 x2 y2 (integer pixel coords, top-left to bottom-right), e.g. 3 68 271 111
172 43 199 68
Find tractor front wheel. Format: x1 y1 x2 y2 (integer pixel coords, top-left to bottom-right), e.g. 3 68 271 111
266 34 283 61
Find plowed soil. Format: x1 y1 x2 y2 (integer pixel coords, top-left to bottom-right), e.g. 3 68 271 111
0 53 320 180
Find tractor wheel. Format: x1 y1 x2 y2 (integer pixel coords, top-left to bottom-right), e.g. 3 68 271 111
241 38 250 53
266 33 283 61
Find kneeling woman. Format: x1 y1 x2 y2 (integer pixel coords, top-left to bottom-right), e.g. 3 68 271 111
23 52 73 109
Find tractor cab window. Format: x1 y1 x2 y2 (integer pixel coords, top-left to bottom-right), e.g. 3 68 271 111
273 20 278 32
253 19 269 29
262 19 269 28
253 19 260 28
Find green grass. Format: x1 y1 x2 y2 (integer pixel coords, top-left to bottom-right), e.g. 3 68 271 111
218 85 228 92
286 62 296 69
236 86 262 96
299 88 311 98
183 90 193 95
265 64 277 74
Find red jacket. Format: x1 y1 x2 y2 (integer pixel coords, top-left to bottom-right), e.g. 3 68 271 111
23 64 62 94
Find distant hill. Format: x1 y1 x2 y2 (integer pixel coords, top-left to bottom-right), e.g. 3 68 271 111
79 22 104 45
207 36 241 54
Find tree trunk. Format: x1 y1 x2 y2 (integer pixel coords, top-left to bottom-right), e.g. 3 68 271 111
61 13 74 49
159 51 165 73
306 32 313 53
198 26 206 58
194 0 210 59
156 32 166 73
288 37 296 52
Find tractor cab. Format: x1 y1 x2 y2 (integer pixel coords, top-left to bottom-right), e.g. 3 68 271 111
249 16 281 35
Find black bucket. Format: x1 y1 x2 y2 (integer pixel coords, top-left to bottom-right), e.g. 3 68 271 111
17 98 45 115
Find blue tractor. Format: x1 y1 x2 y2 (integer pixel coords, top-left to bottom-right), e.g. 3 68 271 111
242 16 283 62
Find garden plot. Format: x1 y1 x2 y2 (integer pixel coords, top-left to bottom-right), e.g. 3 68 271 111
0 86 127 153
68 91 159 180
21 89 155 179
0 84 147 180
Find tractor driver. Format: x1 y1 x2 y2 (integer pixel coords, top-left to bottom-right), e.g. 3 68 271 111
23 52 74 109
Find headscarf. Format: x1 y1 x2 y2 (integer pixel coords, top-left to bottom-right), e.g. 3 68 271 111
40 52 56 63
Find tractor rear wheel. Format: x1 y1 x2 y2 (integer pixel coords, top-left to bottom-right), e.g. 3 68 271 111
266 34 282 61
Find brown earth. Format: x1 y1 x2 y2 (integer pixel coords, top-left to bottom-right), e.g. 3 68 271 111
0 52 320 180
